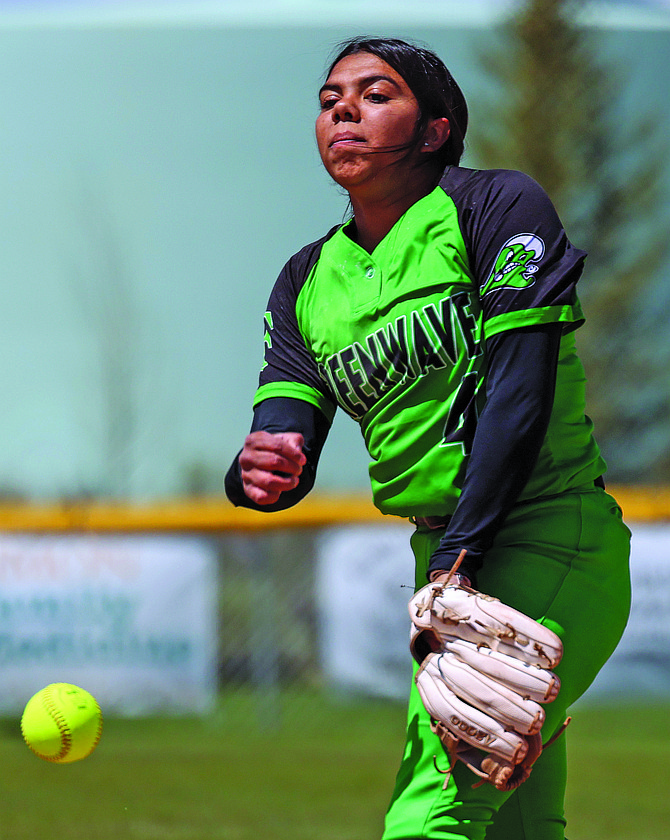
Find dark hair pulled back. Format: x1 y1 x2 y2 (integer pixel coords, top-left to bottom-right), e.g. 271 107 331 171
326 37 468 169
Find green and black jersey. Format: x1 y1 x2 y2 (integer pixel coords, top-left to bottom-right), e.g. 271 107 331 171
253 166 605 519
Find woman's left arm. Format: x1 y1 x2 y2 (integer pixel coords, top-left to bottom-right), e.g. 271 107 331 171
427 322 562 584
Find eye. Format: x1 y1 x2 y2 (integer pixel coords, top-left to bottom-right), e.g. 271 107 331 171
367 92 390 104
319 96 338 111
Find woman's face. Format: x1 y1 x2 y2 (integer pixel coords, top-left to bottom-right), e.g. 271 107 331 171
315 52 424 191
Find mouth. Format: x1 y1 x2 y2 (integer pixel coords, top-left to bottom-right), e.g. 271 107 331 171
329 132 366 148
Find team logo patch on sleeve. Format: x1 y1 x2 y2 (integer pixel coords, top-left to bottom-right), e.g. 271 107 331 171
480 234 545 296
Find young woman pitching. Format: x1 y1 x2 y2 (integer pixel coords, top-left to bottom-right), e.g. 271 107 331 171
226 37 631 840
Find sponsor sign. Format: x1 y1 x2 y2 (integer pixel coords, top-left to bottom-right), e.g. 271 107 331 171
317 523 415 698
0 534 218 715
587 522 670 698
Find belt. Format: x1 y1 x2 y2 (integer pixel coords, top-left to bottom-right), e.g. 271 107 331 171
410 514 451 530
411 477 606 531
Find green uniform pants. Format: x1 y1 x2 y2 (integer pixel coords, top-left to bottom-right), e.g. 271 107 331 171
382 486 631 840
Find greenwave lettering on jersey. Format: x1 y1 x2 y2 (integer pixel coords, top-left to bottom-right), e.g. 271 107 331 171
261 310 273 370
318 291 478 421
480 233 545 296
288 186 486 516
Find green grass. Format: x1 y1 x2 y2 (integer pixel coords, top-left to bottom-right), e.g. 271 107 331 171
564 703 670 840
1 693 668 839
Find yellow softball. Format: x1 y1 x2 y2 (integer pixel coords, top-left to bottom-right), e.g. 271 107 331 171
21 683 103 763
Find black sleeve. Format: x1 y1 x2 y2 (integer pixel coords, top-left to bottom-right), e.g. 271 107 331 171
426 322 562 583
224 397 331 512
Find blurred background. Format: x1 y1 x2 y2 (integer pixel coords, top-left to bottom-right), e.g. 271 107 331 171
0 1 669 838
0 0 668 499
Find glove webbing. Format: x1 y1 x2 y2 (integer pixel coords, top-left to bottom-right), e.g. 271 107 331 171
432 716 572 791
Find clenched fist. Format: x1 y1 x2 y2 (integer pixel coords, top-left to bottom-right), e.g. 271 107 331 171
239 431 306 505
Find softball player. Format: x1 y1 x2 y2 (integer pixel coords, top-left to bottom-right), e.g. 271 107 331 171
226 37 631 839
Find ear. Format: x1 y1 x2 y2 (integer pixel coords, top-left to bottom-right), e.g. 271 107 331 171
421 117 451 154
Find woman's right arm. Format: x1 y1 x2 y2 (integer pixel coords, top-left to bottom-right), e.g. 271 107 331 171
226 232 340 511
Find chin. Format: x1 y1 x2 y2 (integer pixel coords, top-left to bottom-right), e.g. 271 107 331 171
326 162 371 190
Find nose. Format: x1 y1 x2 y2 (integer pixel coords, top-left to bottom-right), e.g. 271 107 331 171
332 95 360 123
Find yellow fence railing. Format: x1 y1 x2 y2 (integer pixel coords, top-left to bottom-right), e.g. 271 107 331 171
609 485 670 523
0 486 665 533
0 493 384 533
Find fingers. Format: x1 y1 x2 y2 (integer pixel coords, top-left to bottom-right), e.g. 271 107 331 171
239 431 306 505
240 431 306 472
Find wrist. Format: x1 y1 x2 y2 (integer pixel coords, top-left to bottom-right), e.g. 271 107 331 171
429 569 472 588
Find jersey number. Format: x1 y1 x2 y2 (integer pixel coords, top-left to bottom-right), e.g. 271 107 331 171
441 371 482 456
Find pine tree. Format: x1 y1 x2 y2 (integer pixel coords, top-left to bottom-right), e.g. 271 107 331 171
471 0 670 481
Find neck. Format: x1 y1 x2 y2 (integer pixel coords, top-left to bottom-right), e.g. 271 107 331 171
348 166 440 252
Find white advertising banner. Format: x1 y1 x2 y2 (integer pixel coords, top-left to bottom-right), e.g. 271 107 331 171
587 522 670 698
317 521 670 701
317 523 415 698
0 534 218 715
